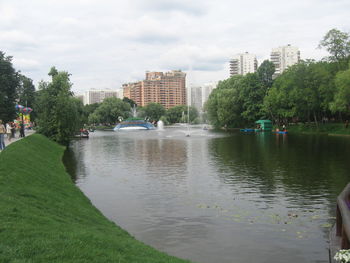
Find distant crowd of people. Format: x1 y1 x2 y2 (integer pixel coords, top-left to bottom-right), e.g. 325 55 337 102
0 120 27 151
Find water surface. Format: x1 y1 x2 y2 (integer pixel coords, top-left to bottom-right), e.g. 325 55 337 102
70 128 350 263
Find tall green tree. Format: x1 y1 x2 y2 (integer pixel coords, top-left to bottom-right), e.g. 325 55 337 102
18 74 36 108
82 103 100 124
238 73 266 122
35 67 81 145
122 97 137 108
330 63 350 115
205 75 244 128
257 60 275 89
88 97 130 125
139 103 166 122
165 105 198 124
0 51 19 122
319 28 350 63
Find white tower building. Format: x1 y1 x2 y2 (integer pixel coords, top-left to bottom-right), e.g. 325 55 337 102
270 44 300 76
230 52 258 76
84 89 118 105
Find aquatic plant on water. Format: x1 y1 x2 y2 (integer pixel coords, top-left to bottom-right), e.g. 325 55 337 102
334 249 350 263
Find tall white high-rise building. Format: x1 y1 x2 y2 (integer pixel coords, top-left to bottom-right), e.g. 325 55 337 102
230 52 258 76
190 82 217 112
270 44 300 76
202 82 217 108
84 89 118 105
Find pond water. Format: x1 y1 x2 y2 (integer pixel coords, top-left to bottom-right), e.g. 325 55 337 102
67 128 350 263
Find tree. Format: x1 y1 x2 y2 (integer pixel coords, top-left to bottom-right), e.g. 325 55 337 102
18 74 36 108
205 75 244 128
35 67 81 146
89 97 130 125
238 73 266 122
165 105 198 124
0 51 19 122
82 103 100 124
140 103 166 122
319 28 350 63
330 63 350 115
122 97 137 108
257 60 275 89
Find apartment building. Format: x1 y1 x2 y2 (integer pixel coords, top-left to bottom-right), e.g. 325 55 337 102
270 44 300 76
122 70 186 109
230 52 258 76
84 89 118 105
190 82 217 112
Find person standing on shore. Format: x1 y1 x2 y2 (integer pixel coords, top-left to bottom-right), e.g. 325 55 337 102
10 122 16 139
0 120 6 151
19 122 25 138
6 122 12 142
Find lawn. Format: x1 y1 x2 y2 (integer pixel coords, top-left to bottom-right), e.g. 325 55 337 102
0 134 193 263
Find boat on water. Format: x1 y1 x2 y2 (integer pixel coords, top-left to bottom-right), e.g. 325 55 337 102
274 130 288 134
240 128 255 132
113 118 155 131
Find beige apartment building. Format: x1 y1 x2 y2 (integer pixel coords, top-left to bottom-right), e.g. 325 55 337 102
123 70 186 109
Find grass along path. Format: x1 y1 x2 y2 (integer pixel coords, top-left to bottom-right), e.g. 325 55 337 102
0 134 193 263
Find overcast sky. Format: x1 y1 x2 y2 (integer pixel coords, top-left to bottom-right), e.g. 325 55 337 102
1 0 349 94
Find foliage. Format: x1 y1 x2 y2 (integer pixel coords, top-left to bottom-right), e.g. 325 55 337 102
122 97 137 107
159 115 169 125
18 74 36 108
0 51 20 122
139 103 166 122
319 28 350 62
82 103 100 124
35 67 81 146
18 74 36 120
0 134 193 263
165 105 198 124
88 97 130 125
330 63 350 114
257 60 275 88
334 249 350 263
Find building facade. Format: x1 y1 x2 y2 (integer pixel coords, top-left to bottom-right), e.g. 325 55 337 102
122 70 186 109
190 82 217 112
84 89 118 105
230 52 258 76
270 44 300 76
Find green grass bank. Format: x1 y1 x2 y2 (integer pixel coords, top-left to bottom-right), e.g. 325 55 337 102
285 122 350 135
0 134 193 263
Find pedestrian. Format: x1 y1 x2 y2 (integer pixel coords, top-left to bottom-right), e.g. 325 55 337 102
19 122 25 138
10 122 16 139
6 122 11 141
0 120 6 151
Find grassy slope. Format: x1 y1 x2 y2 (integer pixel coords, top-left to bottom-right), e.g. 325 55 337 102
286 123 350 135
0 134 193 263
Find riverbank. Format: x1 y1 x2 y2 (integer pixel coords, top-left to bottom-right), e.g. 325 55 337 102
0 134 193 263
285 123 350 135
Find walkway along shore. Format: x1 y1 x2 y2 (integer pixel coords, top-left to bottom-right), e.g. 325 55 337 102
1 129 35 150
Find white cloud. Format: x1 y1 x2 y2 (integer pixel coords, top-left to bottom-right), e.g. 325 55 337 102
0 0 349 93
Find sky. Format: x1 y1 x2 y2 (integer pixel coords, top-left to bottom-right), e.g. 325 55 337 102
1 0 349 94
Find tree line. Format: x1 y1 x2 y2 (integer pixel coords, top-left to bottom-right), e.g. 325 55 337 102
205 28 350 128
0 55 198 146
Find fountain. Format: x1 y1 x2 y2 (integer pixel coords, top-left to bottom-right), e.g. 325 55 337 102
157 120 164 131
113 105 155 131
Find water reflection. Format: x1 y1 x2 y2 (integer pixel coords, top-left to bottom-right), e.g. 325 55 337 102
70 129 350 263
